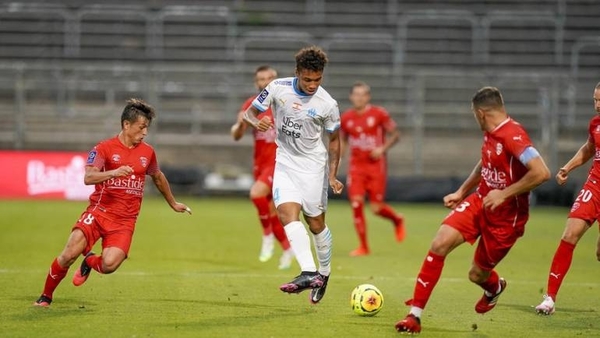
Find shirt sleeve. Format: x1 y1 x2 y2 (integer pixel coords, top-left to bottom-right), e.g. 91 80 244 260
379 108 397 132
324 101 341 133
86 144 105 169
251 81 276 112
504 126 533 160
146 151 159 176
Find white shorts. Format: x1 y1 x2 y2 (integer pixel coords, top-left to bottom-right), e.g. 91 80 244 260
272 162 328 217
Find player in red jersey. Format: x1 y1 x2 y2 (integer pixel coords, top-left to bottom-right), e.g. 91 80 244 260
340 81 405 256
535 82 600 315
231 65 293 269
395 87 550 334
33 99 191 307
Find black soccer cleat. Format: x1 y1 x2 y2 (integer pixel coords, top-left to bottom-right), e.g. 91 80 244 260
309 273 329 304
279 271 324 294
33 295 52 307
73 251 95 286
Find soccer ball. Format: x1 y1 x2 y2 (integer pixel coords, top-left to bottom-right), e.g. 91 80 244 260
350 284 384 316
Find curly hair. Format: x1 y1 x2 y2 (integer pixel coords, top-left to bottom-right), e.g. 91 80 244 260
295 46 329 73
121 98 156 127
472 86 504 110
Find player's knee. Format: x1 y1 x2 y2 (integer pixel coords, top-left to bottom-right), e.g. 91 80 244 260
101 257 124 274
468 269 486 284
369 202 383 214
429 239 451 256
57 253 78 268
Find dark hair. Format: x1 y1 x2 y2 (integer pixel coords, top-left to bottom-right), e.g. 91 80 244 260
472 86 504 109
121 98 156 128
295 46 328 73
350 81 371 94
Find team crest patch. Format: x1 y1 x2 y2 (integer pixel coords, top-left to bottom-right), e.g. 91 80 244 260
112 154 121 162
307 108 317 117
140 156 148 168
86 150 97 165
496 143 503 155
257 89 269 103
367 116 375 127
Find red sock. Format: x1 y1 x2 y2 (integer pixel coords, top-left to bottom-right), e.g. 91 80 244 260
375 204 403 224
351 201 368 249
546 240 576 301
251 197 272 235
86 254 104 274
478 269 500 295
410 251 445 309
42 258 69 299
270 214 290 250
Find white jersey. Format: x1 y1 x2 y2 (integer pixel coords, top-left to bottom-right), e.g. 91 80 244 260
252 77 340 173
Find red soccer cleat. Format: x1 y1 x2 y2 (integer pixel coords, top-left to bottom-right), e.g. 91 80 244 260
394 216 406 242
73 252 94 287
349 247 370 257
475 278 507 314
395 313 421 334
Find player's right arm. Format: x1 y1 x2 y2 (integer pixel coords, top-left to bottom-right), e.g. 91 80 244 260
243 105 272 132
557 139 595 185
83 165 133 185
444 160 482 209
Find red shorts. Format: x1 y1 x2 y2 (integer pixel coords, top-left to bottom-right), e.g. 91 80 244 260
442 193 527 271
347 165 387 203
568 179 600 225
254 164 275 189
72 211 134 255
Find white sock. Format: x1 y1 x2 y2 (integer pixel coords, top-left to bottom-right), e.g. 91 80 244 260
284 221 316 272
312 225 332 276
409 306 423 318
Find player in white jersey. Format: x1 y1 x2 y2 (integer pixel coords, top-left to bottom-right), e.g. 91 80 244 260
244 46 344 304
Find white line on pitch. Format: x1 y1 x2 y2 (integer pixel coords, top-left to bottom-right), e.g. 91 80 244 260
1 269 599 287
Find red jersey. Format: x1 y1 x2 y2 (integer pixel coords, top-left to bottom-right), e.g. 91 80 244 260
586 115 600 180
85 135 159 222
341 105 397 167
241 96 277 169
478 118 533 215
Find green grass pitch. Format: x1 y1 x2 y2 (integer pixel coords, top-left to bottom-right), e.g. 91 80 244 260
0 197 599 337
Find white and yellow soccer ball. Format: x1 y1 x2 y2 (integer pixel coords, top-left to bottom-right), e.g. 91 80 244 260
350 284 384 316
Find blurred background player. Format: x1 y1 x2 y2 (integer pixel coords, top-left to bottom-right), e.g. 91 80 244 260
535 82 600 315
340 81 405 256
33 99 191 307
231 65 294 269
243 46 344 304
395 87 550 334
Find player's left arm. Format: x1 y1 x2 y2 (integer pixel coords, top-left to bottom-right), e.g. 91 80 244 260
371 112 400 159
483 146 551 210
327 128 344 194
149 170 192 214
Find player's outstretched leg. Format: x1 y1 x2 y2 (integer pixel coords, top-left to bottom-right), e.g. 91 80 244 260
73 252 95 286
280 221 320 293
33 257 70 307
535 295 556 315
475 278 507 314
279 271 323 293
395 313 421 334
